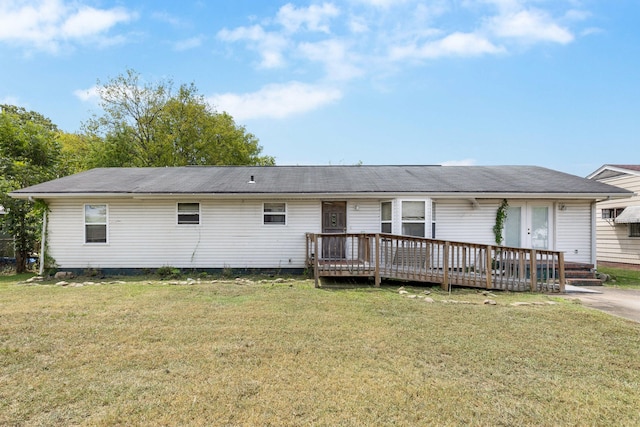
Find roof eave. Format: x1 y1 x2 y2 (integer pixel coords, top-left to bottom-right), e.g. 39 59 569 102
10 191 633 200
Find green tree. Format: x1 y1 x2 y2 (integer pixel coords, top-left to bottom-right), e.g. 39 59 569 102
0 105 61 273
57 131 93 174
83 69 274 167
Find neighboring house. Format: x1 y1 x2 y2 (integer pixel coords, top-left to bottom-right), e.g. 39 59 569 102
9 165 632 275
587 165 640 268
0 206 15 260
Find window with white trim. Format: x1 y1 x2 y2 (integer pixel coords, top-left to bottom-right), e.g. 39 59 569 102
402 201 425 237
264 202 286 225
381 201 392 233
630 223 640 238
85 204 107 243
431 201 436 238
177 203 200 225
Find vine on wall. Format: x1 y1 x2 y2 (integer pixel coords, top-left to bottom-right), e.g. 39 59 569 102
493 199 509 245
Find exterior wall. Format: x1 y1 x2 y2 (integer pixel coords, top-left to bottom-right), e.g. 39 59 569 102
435 199 593 264
434 200 495 245
594 173 640 266
554 201 594 264
45 196 595 270
45 198 383 270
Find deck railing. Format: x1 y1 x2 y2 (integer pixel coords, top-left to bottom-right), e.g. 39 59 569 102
305 233 565 292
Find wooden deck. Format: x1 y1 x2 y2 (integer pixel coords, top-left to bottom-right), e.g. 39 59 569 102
306 233 565 292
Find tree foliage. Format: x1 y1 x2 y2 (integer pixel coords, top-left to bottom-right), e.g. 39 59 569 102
0 105 61 272
82 69 274 167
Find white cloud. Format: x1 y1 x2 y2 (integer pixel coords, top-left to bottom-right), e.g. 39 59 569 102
0 95 21 106
173 36 204 51
276 3 340 33
208 82 342 121
350 0 411 8
348 16 369 33
213 0 585 119
0 0 135 52
488 9 574 44
152 11 189 29
73 86 100 104
581 27 603 37
298 39 363 81
61 6 131 38
390 32 505 60
217 25 288 68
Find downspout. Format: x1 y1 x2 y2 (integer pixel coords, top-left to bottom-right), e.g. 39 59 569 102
39 209 46 276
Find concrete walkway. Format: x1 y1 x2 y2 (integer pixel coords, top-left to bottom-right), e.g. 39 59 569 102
563 285 640 323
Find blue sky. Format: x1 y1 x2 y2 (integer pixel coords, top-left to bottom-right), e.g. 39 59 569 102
1 0 638 177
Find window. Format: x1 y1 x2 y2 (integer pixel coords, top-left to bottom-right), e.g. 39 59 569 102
85 204 107 243
264 202 286 225
381 202 392 233
431 201 436 238
602 208 625 219
630 223 640 238
402 201 425 237
178 203 200 225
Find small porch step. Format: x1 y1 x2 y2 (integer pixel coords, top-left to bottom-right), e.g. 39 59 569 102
564 263 602 286
566 278 603 287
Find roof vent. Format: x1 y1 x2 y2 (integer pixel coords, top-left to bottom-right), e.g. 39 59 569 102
248 175 255 184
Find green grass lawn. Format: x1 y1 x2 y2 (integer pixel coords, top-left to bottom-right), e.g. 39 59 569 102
1 276 639 426
597 266 640 289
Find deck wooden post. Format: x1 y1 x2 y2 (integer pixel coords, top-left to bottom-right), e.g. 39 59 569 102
314 234 320 288
558 252 565 293
374 234 381 287
485 245 492 289
442 241 450 291
529 249 537 292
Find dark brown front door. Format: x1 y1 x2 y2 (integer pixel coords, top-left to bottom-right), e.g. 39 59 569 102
322 201 346 259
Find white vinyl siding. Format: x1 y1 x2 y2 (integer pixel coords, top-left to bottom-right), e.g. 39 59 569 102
47 199 312 269
555 201 592 264
435 200 496 245
594 173 640 265
44 196 594 269
436 199 591 264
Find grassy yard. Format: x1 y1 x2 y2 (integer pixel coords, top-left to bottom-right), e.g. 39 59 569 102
1 276 639 426
597 266 640 289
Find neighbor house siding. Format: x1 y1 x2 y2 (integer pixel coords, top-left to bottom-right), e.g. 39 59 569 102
594 173 640 266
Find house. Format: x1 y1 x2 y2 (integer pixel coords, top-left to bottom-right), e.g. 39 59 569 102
587 165 640 268
0 206 15 261
9 165 632 288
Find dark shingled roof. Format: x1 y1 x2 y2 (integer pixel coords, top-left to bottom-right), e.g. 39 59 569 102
10 165 633 197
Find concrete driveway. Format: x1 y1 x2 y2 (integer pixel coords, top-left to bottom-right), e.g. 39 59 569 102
565 285 640 323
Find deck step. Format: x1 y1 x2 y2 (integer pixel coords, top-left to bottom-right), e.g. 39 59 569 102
564 262 599 283
565 271 598 279
566 278 603 286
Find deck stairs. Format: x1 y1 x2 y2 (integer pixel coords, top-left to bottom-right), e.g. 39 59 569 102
565 263 602 286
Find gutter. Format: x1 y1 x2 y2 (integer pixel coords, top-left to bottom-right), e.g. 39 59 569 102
9 191 634 201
